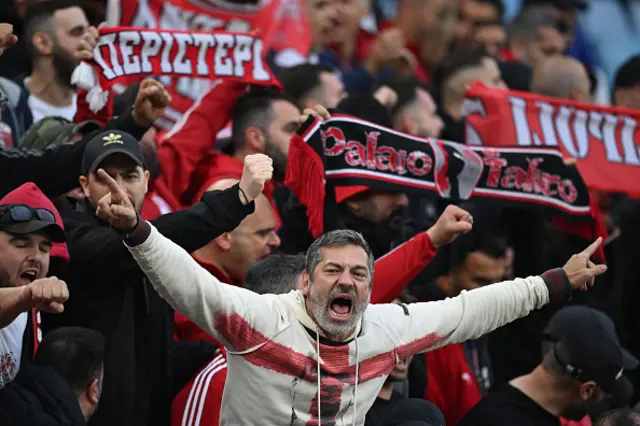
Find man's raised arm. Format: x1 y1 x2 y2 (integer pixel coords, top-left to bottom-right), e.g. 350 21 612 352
95 154 283 350
377 233 607 360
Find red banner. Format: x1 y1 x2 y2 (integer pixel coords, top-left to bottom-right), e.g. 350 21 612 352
464 82 640 198
106 0 310 130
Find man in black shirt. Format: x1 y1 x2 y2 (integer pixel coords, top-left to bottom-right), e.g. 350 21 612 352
459 306 638 426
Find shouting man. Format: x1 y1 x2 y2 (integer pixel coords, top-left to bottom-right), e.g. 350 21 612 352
96 162 607 425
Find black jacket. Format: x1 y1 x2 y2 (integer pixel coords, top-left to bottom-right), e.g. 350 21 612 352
0 112 148 199
42 185 254 426
0 365 85 426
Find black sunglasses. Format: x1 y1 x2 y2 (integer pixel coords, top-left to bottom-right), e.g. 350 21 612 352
0 204 56 225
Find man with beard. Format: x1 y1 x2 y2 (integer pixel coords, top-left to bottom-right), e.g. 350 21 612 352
20 0 89 123
188 89 303 212
0 191 68 389
459 306 638 426
99 161 607 424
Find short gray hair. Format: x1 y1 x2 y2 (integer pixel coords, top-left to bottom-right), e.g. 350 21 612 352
244 254 306 295
305 230 375 280
507 5 559 42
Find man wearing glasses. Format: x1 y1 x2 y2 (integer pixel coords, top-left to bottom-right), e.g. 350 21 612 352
0 183 68 390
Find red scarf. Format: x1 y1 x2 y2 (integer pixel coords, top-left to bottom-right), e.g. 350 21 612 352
465 82 640 198
87 27 278 93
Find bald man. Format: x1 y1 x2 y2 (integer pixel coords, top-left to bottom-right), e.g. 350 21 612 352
531 56 591 102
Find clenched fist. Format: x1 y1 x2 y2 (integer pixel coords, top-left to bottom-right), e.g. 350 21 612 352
22 277 69 314
426 205 474 248
563 238 608 290
74 23 104 61
238 154 273 204
299 105 331 124
0 24 18 57
95 169 138 231
132 79 172 125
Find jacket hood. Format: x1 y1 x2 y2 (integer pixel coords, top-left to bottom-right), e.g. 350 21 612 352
0 183 69 266
284 290 363 343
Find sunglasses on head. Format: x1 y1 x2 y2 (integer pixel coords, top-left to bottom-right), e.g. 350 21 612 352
0 204 56 225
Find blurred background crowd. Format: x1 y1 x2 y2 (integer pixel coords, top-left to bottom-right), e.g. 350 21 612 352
1 0 640 425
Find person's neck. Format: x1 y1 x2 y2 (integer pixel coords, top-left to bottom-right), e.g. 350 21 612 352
510 367 571 417
28 63 75 107
337 33 357 59
192 244 229 278
377 381 395 401
443 94 464 121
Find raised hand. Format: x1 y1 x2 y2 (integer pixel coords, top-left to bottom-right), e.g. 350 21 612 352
22 277 69 314
0 24 18 57
95 169 138 231
238 154 273 204
562 238 608 290
426 205 474 248
132 79 172 125
299 105 331 124
74 22 104 61
373 85 398 109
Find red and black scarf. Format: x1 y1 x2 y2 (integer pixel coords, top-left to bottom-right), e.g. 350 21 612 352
286 113 605 258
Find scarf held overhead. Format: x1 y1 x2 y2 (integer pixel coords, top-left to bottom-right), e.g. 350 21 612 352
72 27 278 112
285 114 592 239
464 82 640 198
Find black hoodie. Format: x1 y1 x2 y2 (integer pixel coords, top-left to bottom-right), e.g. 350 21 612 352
0 365 85 426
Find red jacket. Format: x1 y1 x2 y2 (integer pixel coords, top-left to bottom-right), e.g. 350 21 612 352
425 343 482 426
171 349 228 426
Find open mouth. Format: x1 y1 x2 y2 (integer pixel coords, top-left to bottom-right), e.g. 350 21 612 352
19 269 38 284
329 294 353 319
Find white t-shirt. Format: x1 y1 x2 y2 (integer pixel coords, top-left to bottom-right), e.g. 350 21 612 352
24 78 77 124
28 93 77 124
0 312 27 390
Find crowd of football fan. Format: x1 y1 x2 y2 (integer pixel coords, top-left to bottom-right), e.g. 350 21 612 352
1 0 640 425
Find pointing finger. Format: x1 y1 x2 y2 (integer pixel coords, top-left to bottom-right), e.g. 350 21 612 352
97 169 123 195
581 237 603 258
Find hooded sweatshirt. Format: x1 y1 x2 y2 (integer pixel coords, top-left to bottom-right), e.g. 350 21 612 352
126 222 572 425
0 183 68 376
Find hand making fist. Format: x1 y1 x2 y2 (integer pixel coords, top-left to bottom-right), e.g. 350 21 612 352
238 154 274 204
563 237 608 290
426 205 474 248
132 79 172 125
95 169 138 231
0 24 18 57
22 277 69 314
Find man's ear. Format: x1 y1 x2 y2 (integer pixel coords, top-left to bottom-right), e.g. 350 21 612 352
245 127 265 153
87 377 100 404
32 31 54 56
300 270 311 296
142 169 150 194
79 175 90 198
214 233 233 252
579 381 597 401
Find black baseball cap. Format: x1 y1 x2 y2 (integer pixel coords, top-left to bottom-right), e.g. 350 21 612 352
0 204 66 243
81 130 144 176
545 306 638 403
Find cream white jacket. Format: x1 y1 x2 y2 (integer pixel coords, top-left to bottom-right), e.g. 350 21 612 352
126 224 569 426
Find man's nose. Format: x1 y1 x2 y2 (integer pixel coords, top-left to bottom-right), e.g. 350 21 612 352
268 232 281 250
337 269 356 285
